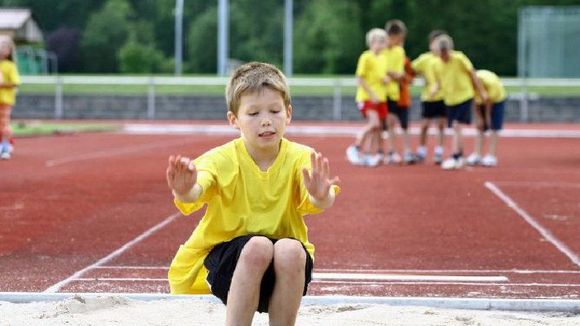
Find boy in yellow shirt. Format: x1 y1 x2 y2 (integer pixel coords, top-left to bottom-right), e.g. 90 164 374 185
466 69 506 167
0 36 21 160
431 34 488 170
166 62 340 325
383 19 414 164
347 28 388 167
412 30 447 164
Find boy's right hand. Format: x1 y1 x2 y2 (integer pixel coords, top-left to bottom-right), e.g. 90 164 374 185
166 155 197 196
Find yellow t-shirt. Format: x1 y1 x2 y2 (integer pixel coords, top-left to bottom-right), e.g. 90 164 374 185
168 137 340 294
412 52 444 102
383 45 405 101
355 50 388 102
436 51 475 106
475 70 506 105
0 60 20 106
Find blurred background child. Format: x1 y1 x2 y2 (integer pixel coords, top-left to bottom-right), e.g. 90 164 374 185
466 69 506 167
0 36 21 160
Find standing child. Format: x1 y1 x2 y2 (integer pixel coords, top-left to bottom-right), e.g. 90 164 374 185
383 19 414 165
412 30 447 164
166 62 340 326
466 69 506 167
431 34 488 170
0 36 20 160
396 56 415 163
346 28 388 167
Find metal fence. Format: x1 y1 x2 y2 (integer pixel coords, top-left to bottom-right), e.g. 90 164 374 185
20 76 580 122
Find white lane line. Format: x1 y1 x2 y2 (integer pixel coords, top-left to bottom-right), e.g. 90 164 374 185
69 278 580 288
95 265 580 274
43 212 181 293
45 139 193 167
312 273 508 283
123 124 580 138
485 182 580 267
494 181 580 189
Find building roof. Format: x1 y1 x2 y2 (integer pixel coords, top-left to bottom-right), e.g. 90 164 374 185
0 8 43 43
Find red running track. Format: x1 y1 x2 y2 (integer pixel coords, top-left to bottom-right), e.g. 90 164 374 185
1 123 579 299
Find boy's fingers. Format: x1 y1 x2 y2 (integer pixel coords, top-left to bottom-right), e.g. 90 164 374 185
302 168 311 185
322 157 329 178
329 176 340 186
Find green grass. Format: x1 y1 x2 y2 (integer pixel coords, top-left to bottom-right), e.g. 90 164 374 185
17 82 580 97
12 121 121 137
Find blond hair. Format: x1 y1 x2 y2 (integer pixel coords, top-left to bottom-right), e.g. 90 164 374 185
436 34 454 52
225 62 291 115
366 28 387 47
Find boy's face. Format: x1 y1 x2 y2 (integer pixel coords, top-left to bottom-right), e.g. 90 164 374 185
370 37 386 52
0 42 11 58
228 87 292 153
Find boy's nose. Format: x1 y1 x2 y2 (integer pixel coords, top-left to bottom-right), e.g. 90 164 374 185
261 118 272 126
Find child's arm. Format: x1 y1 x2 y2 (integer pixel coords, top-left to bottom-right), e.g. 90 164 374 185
166 155 203 202
302 152 340 209
469 70 488 104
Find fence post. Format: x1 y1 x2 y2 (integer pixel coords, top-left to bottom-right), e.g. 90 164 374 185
520 77 529 123
332 79 342 120
54 76 63 119
147 77 156 120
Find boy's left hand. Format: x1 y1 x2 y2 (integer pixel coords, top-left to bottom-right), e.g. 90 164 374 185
302 152 340 202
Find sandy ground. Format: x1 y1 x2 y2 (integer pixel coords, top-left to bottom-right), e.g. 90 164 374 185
1 295 579 326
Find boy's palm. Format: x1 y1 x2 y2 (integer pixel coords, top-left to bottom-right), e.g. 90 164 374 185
302 152 339 201
167 155 197 195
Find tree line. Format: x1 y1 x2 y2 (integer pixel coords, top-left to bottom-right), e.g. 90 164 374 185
2 0 579 75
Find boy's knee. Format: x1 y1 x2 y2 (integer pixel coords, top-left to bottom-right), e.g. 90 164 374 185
273 239 306 274
239 236 274 269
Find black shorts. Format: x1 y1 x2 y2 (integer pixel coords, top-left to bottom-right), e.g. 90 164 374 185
387 99 409 130
421 100 446 119
204 235 314 313
477 101 505 131
446 98 473 127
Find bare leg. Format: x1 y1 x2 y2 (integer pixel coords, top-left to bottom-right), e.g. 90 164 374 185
474 131 484 156
387 115 397 154
437 118 446 148
268 239 307 326
488 131 499 156
419 119 429 147
452 122 463 155
226 237 274 326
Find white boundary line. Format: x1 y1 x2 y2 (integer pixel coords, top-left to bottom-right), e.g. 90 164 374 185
43 212 181 293
45 138 193 167
94 265 580 274
494 181 580 189
122 124 580 138
485 182 580 267
1 292 579 312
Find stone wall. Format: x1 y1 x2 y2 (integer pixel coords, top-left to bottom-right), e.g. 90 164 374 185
12 94 580 122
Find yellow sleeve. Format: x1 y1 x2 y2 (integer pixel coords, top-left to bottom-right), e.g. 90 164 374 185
355 52 368 77
411 54 426 74
459 53 474 73
8 63 20 85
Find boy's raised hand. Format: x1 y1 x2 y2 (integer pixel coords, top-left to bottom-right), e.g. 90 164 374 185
302 152 340 204
166 155 197 196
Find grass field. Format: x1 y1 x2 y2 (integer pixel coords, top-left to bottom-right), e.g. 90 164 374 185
11 121 120 137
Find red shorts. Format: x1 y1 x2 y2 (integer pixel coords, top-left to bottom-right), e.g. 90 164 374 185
357 101 388 119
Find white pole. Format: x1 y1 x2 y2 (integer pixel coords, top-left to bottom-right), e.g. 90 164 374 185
175 0 184 75
284 0 293 76
218 0 229 76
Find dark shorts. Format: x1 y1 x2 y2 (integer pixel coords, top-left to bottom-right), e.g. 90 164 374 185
477 101 505 131
204 235 314 313
422 100 446 119
446 98 473 127
387 99 409 130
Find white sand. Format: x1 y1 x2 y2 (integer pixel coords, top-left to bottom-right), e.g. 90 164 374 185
1 295 579 325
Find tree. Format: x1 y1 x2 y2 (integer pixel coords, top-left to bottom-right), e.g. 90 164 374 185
295 0 363 74
187 7 218 73
80 0 133 73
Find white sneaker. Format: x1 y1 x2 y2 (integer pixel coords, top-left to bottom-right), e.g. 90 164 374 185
481 154 497 167
433 152 443 165
403 151 416 165
441 157 464 170
384 152 402 165
466 153 482 166
415 146 427 163
346 145 364 165
365 153 383 167
1 151 10 160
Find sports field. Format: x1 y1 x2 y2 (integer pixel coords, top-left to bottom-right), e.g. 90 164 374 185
1 121 579 302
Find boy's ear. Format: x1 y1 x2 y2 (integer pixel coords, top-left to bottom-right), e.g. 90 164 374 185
286 104 293 124
227 111 239 129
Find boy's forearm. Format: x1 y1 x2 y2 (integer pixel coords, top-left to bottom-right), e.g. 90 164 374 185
173 183 203 203
309 188 336 210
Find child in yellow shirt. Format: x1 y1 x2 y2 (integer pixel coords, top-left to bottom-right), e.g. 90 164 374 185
166 62 340 325
0 36 21 160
